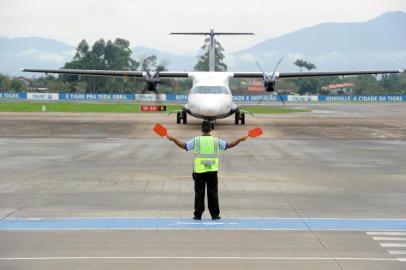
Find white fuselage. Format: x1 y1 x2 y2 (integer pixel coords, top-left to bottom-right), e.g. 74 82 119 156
184 72 237 120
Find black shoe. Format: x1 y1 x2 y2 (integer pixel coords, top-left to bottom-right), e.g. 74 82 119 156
193 216 201 220
212 216 221 220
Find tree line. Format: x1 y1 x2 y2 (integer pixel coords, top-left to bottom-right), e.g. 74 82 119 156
61 38 170 93
0 38 405 95
288 59 406 95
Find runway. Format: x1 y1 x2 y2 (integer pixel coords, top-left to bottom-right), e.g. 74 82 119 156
1 103 406 269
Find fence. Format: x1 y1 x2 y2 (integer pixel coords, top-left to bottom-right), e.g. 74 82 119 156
1 92 406 102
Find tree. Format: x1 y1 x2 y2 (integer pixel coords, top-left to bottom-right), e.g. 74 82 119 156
304 62 316 71
294 59 318 93
294 59 316 72
62 38 140 92
0 74 11 91
294 59 306 72
140 55 158 71
380 74 401 92
74 39 90 61
105 39 138 70
297 78 320 95
194 37 227 71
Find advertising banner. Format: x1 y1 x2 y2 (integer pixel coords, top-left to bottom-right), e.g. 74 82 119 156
27 93 59 101
2 92 406 103
136 94 166 101
0 92 27 99
287 95 318 102
319 95 406 102
166 94 188 101
233 95 285 102
59 93 135 101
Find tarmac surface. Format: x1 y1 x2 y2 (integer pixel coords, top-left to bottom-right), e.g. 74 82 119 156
1 103 406 269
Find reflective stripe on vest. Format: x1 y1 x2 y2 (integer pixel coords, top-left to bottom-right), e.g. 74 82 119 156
194 136 220 173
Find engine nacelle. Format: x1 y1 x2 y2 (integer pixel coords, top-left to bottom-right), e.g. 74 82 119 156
144 71 160 92
145 80 159 91
264 80 276 92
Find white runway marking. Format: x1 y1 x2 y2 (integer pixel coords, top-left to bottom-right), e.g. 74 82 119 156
367 232 406 236
0 256 402 261
367 231 406 262
380 243 406 248
388 250 406 255
372 237 406 241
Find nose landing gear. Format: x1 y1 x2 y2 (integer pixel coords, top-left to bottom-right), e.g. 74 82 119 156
234 110 245 125
176 110 187 124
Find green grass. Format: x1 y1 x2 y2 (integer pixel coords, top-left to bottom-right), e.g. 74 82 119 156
0 102 183 113
0 102 309 114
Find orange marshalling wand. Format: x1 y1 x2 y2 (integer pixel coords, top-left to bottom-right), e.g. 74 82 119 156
248 127 263 138
153 123 167 137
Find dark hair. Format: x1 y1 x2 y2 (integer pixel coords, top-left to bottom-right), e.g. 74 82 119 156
202 120 211 133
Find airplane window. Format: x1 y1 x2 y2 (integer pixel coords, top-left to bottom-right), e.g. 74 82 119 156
191 86 229 94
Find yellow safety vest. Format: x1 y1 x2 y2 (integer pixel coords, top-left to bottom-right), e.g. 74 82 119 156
194 135 220 173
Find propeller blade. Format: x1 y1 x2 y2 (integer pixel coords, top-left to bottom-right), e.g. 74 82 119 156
255 58 270 105
276 91 286 106
255 58 268 80
271 56 284 79
257 94 265 105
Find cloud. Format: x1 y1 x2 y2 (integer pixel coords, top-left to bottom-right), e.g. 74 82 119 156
0 0 405 54
20 49 74 64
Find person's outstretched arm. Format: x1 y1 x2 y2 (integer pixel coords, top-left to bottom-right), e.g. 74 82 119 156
167 134 187 150
227 135 249 149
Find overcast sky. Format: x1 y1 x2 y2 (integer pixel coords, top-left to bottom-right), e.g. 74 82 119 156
1 0 405 54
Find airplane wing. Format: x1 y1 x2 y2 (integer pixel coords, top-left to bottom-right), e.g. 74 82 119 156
233 69 405 78
22 68 404 79
21 68 189 78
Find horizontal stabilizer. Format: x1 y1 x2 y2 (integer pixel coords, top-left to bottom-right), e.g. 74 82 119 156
170 32 254 36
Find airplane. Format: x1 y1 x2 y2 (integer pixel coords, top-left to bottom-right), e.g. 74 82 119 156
22 29 405 127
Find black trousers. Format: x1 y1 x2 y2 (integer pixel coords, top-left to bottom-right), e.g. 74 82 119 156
193 171 220 218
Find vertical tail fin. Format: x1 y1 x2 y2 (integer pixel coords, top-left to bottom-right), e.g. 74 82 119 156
170 30 254 72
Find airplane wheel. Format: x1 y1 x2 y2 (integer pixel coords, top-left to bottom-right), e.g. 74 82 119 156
241 113 245 125
176 112 181 124
235 111 240 125
182 111 187 124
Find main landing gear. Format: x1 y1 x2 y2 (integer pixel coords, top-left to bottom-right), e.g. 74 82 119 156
234 110 245 125
176 110 187 124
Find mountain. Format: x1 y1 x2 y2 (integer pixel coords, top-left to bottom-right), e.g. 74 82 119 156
132 46 196 71
0 37 74 76
228 11 406 72
1 11 405 76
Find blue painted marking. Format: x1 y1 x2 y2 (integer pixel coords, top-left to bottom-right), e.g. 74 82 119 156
1 218 406 231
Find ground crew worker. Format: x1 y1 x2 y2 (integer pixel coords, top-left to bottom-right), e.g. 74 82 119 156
166 120 248 220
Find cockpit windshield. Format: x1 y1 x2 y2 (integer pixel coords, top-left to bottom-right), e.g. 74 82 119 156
190 86 229 94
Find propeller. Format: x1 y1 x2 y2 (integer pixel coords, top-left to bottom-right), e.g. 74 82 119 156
143 69 160 93
255 57 286 105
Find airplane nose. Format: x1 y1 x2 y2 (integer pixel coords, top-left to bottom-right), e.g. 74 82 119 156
199 98 225 116
202 105 217 116
189 94 232 117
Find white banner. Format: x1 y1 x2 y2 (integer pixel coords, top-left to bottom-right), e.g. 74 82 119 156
287 95 318 102
136 94 167 101
27 93 59 101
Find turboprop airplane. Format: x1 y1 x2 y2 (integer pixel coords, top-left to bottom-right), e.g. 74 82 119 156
22 29 405 126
